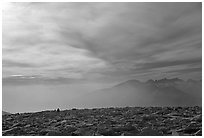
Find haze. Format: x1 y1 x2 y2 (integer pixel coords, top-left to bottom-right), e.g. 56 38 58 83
2 3 202 113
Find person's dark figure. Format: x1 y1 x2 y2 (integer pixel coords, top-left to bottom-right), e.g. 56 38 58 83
57 108 60 112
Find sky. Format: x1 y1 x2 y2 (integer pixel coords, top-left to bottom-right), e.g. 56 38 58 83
2 2 202 83
2 2 202 113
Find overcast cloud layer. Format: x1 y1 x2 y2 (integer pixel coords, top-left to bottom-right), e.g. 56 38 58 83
2 2 202 82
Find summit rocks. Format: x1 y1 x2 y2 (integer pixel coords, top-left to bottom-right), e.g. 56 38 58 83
2 106 202 136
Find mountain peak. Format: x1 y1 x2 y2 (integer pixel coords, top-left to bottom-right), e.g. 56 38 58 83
155 78 183 83
114 79 141 88
125 79 141 84
121 79 141 85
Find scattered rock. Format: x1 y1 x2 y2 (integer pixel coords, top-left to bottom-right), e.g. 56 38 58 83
194 129 202 136
46 130 66 136
39 129 50 136
183 127 200 134
2 127 21 135
121 129 140 136
142 115 156 121
11 123 25 128
139 127 163 136
171 130 179 136
2 106 202 136
24 124 31 128
99 128 119 136
193 115 202 122
64 125 77 133
60 120 67 124
6 117 13 121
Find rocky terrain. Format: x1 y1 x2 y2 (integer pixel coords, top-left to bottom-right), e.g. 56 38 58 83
2 106 202 136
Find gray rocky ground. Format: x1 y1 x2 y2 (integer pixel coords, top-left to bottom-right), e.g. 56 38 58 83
2 106 202 136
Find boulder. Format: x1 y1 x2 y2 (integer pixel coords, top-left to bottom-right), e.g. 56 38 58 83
121 129 140 136
194 129 202 136
2 127 21 135
139 127 163 136
100 129 119 136
64 125 77 133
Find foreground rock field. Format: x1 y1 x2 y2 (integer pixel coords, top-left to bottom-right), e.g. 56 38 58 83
2 106 202 136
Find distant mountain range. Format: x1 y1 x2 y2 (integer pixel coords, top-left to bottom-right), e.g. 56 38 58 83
2 111 11 115
3 77 202 111
79 78 202 107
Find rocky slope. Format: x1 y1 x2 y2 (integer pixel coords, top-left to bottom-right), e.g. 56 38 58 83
2 106 202 136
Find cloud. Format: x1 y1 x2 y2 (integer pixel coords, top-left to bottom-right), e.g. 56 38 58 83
3 59 38 68
2 2 202 81
135 58 202 71
166 67 202 74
